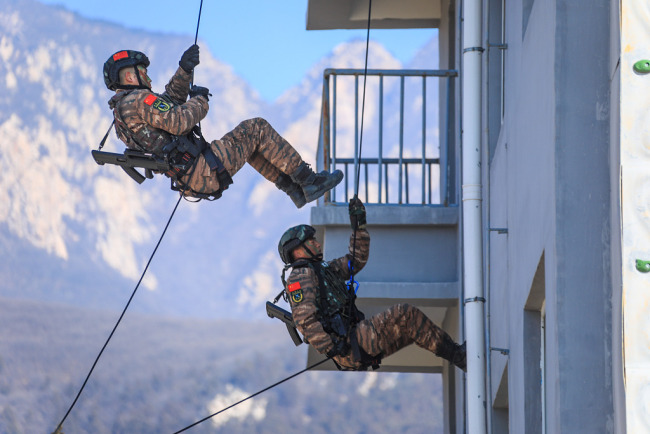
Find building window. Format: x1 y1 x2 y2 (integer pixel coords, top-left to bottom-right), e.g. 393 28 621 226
540 302 547 434
524 254 546 433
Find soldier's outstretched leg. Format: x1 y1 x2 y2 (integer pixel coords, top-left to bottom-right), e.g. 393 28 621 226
357 303 466 371
219 117 342 205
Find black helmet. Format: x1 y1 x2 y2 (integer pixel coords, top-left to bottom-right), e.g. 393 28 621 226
103 50 150 91
278 224 316 264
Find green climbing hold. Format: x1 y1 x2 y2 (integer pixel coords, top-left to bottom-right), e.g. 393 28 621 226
635 259 650 273
633 60 650 74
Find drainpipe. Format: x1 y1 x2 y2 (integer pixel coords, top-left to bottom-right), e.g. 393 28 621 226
461 0 487 432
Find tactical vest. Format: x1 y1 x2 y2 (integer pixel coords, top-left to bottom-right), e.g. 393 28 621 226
280 259 381 371
112 90 186 157
284 260 363 339
310 261 361 335
110 90 232 200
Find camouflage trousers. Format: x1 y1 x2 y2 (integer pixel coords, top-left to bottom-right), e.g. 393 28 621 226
334 303 455 370
185 117 304 195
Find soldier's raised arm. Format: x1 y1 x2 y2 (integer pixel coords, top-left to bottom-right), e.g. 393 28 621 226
331 197 370 277
163 45 200 104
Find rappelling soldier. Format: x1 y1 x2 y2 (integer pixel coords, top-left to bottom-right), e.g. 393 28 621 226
276 198 467 371
102 45 343 205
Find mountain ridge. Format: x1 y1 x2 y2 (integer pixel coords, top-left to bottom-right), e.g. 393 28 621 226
0 296 443 433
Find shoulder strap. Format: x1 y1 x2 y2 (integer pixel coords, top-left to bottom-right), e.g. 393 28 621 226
97 120 115 151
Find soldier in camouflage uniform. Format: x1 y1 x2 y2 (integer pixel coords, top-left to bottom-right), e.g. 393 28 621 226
102 45 342 206
277 198 467 371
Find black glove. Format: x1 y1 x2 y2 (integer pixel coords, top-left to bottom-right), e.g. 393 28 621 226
189 85 211 101
326 339 351 358
179 44 200 73
349 196 367 230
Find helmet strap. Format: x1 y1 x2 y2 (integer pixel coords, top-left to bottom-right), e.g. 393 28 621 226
303 241 323 262
113 66 149 91
134 65 148 88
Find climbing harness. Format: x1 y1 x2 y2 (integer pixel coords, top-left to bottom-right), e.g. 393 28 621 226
93 117 233 201
346 260 359 294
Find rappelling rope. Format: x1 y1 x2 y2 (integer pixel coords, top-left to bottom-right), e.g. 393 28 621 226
348 0 372 294
173 3 375 432
52 2 204 432
172 357 331 433
53 195 183 434
193 0 203 46
354 0 372 200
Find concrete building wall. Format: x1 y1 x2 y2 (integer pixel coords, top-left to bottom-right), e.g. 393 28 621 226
486 0 617 432
485 0 557 431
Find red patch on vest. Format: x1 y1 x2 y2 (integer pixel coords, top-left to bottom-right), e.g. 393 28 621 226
288 282 301 292
113 51 128 61
144 94 158 106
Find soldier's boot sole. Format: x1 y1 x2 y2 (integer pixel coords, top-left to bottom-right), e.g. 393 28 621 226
302 170 344 203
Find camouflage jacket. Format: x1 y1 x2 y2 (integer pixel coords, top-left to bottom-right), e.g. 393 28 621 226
108 67 209 156
286 229 370 358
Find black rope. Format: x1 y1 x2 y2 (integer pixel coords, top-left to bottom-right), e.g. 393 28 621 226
194 0 203 45
190 0 204 88
349 0 372 289
53 195 183 433
354 0 372 198
172 357 331 433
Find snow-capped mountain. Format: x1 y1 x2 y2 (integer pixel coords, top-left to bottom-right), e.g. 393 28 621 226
0 0 439 320
0 3 446 432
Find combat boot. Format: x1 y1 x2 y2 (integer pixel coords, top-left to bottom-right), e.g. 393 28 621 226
451 341 467 372
436 336 467 372
275 174 307 208
290 162 344 203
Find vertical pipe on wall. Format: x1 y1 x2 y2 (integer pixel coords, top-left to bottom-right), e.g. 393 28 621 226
461 0 488 432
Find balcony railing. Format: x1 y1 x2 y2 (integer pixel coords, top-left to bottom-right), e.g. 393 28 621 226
316 68 457 206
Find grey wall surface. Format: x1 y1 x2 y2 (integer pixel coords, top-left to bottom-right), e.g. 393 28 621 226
485 0 616 432
312 205 459 285
553 1 613 432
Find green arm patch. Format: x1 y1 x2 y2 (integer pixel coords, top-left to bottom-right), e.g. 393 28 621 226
144 94 171 112
291 289 304 303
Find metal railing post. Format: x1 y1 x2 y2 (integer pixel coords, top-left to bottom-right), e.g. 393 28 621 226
422 75 427 204
318 68 457 206
332 73 338 202
399 75 405 204
378 75 384 203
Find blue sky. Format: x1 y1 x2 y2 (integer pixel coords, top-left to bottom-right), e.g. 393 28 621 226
37 0 436 101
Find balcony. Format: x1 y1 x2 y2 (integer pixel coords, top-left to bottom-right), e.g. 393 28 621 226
309 68 461 373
